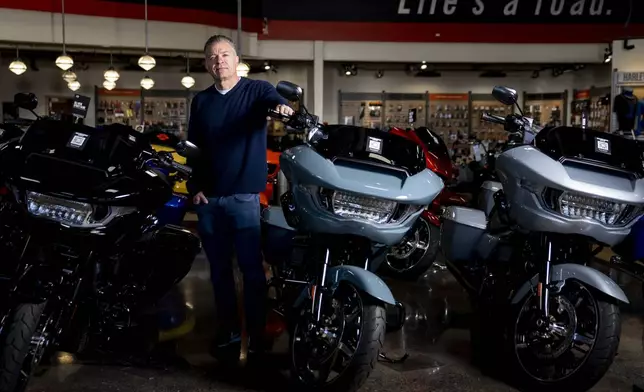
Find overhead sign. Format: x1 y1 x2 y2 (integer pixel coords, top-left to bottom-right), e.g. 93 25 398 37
261 0 642 23
616 72 644 86
75 0 644 24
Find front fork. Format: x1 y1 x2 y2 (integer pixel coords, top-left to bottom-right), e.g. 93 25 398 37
538 235 554 318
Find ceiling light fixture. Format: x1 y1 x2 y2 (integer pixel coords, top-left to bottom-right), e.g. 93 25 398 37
236 62 250 77
103 79 116 90
55 0 74 71
138 0 156 71
180 53 196 89
68 80 81 91
420 61 428 70
8 47 27 75
62 70 77 82
140 75 155 90
104 52 120 82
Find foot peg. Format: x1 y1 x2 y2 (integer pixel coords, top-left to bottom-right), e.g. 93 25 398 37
385 301 406 334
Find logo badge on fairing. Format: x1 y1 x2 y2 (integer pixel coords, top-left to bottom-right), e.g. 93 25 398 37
594 137 611 155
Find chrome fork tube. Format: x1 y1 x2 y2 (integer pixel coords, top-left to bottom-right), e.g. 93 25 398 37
314 248 331 322
540 240 553 318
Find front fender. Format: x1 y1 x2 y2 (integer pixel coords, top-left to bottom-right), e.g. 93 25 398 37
326 265 396 305
293 265 396 308
511 263 629 305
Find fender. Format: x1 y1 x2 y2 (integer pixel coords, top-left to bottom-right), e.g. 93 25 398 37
510 263 629 305
294 265 396 308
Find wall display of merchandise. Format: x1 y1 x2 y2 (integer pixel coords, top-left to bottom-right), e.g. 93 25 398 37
428 93 469 143
470 93 513 141
46 96 75 120
612 71 644 137
383 92 428 129
523 92 568 128
95 88 142 128
571 87 611 131
338 92 386 130
141 89 190 138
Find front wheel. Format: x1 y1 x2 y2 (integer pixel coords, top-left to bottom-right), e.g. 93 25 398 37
289 283 385 392
508 280 621 392
0 303 48 392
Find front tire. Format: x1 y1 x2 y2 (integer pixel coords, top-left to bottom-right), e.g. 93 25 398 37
0 303 47 392
289 284 386 392
507 280 621 392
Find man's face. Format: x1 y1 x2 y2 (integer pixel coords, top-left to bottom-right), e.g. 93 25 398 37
205 41 239 80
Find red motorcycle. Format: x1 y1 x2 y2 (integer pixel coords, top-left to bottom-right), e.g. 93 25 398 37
380 126 468 280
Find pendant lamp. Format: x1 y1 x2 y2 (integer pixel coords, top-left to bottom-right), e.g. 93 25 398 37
140 75 155 90
138 0 156 71
181 54 195 88
8 48 27 75
68 80 81 91
55 0 74 71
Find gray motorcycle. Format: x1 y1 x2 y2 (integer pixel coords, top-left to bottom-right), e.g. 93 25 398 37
440 86 640 391
261 81 444 391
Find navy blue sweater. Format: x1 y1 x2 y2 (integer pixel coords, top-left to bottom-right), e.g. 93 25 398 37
186 78 287 197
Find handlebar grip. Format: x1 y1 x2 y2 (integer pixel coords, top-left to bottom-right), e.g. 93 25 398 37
268 109 290 122
171 161 192 176
480 112 506 125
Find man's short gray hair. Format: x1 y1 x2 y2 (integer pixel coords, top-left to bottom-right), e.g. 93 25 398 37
204 35 237 55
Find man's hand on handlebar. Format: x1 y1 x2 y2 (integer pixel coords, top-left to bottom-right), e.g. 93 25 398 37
276 104 294 117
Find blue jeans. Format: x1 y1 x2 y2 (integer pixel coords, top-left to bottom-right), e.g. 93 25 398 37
195 193 266 340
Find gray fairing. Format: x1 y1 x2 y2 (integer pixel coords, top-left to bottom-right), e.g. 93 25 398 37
511 263 629 305
496 145 644 246
279 145 444 246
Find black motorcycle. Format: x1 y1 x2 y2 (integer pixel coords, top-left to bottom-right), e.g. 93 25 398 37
0 93 201 392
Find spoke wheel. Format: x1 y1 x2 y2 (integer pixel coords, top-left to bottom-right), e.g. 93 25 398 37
382 216 439 281
509 279 621 392
289 283 385 392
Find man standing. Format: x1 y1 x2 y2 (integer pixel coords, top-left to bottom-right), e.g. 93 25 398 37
186 34 293 359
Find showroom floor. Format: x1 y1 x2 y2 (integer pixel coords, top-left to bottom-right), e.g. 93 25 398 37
25 251 644 392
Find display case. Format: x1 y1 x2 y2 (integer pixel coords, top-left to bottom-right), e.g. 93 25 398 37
588 86 611 132
470 93 513 141
338 91 385 129
570 89 591 128
95 88 142 128
523 92 568 128
141 89 190 138
383 92 428 129
428 93 470 143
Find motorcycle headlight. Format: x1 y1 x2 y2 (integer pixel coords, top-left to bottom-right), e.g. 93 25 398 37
543 188 641 226
330 190 397 224
25 191 132 228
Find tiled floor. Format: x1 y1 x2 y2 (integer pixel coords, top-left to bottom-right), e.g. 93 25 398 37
24 251 644 392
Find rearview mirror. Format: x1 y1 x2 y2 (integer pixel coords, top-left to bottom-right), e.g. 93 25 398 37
13 93 38 111
176 140 200 159
492 86 518 106
276 81 303 102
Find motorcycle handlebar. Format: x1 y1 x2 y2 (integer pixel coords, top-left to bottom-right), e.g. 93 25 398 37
170 160 192 176
480 112 506 125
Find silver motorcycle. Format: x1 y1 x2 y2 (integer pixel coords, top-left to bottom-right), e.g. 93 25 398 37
440 86 639 391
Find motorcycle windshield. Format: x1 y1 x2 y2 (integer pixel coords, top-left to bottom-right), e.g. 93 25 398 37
535 126 644 177
314 125 426 176
6 120 149 192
